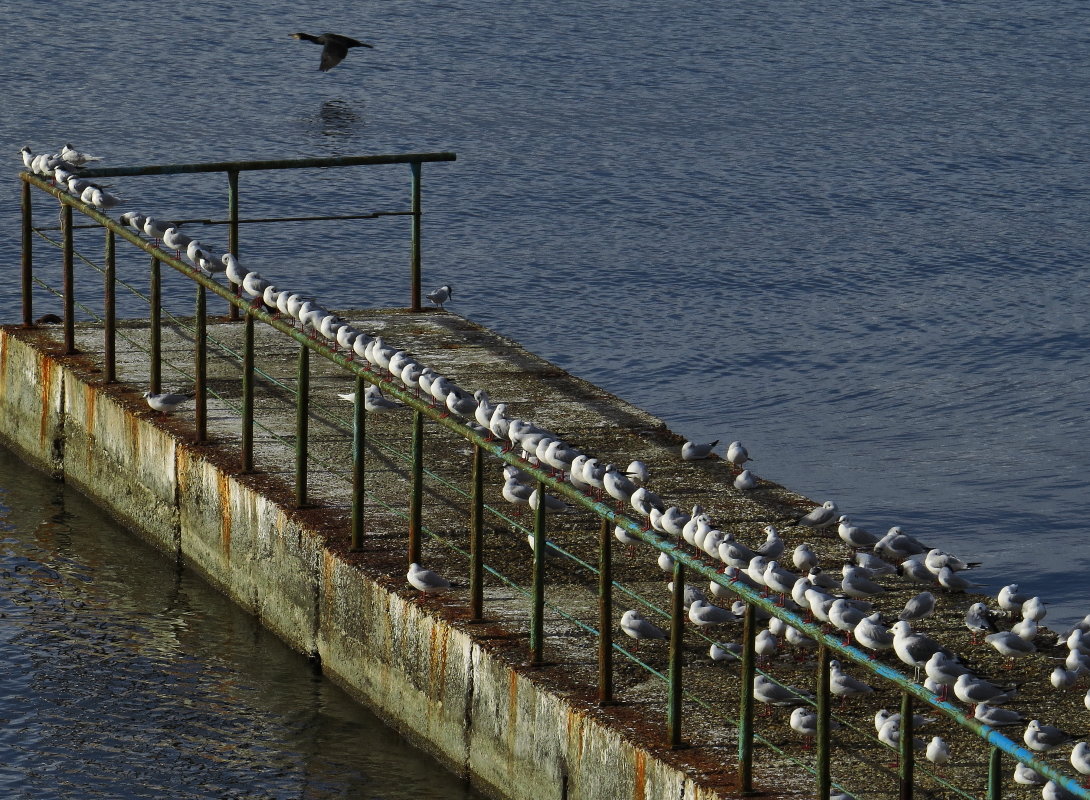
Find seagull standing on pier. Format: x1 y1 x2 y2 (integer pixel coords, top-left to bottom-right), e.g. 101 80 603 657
143 390 194 415
426 285 453 309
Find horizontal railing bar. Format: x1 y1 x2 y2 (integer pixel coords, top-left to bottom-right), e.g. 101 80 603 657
33 211 414 231
73 152 457 179
21 169 1090 799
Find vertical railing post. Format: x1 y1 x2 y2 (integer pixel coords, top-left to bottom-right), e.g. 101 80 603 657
529 482 546 666
241 311 255 472
194 284 207 443
816 643 832 798
350 374 366 551
103 229 116 383
468 443 484 619
149 256 161 393
408 408 424 564
668 560 685 748
409 161 422 311
21 178 33 327
597 517 613 704
226 169 240 320
738 601 757 794
295 342 309 508
987 747 1002 800
899 691 914 800
61 203 75 354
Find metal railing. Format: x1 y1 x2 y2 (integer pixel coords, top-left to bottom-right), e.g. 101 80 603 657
14 162 1090 800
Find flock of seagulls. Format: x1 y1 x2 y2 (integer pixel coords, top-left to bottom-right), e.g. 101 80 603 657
22 145 1089 799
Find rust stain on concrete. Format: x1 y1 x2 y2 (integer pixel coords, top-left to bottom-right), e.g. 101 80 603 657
633 750 646 800
429 623 449 699
38 353 54 446
218 470 232 561
0 333 9 402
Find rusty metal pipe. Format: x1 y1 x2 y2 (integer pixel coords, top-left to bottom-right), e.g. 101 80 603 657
241 312 254 472
597 517 613 704
103 230 115 382
668 560 685 748
409 162 422 312
62 203 75 354
469 444 484 619
351 374 366 551
21 178 32 327
195 284 207 442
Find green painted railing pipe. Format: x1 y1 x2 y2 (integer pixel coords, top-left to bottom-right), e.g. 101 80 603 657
195 284 207 442
668 560 685 748
295 342 309 508
409 409 424 565
75 152 456 179
149 256 161 393
900 691 914 800
816 643 831 798
989 747 1002 800
351 374 366 551
241 313 255 472
62 203 75 354
530 483 547 666
598 517 613 704
410 162 422 312
103 230 116 382
227 169 240 320
739 601 756 794
469 444 484 619
21 179 32 327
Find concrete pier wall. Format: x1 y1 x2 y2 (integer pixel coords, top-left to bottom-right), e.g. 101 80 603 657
0 327 728 800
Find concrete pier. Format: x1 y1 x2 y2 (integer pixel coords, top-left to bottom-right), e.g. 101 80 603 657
1 311 1080 800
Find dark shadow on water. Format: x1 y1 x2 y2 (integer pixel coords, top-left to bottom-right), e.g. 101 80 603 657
316 98 363 139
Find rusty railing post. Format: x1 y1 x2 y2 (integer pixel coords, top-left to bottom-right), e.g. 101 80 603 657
739 601 757 794
598 517 613 704
295 341 309 508
149 255 161 393
21 177 33 327
194 284 207 443
816 643 832 798
900 691 914 800
61 203 75 354
408 408 424 564
468 443 484 619
351 374 366 551
530 481 547 666
409 161 422 311
668 560 685 748
227 168 240 320
103 229 116 382
241 311 255 472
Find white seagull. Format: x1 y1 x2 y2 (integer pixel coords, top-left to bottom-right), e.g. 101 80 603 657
407 562 451 595
426 284 452 308
142 390 194 415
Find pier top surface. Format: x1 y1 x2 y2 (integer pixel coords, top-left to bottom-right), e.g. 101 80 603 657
5 308 1082 800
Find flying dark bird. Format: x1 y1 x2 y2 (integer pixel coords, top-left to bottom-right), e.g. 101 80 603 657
291 32 373 72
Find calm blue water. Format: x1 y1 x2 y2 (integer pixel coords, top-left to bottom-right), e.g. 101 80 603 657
2 0 1089 790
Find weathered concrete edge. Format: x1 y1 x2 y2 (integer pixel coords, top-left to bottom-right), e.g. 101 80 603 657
0 327 733 800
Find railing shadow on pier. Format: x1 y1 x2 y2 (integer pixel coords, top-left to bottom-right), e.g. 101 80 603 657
14 159 1090 800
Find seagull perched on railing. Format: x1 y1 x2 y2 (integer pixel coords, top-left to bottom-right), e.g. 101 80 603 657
60 143 101 166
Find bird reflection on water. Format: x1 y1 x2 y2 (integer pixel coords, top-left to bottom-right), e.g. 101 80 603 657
317 99 362 138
